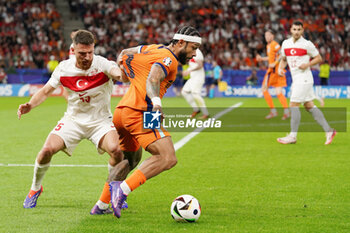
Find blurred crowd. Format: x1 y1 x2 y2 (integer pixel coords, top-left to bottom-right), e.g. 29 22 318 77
0 0 66 70
70 0 350 70
0 0 349 71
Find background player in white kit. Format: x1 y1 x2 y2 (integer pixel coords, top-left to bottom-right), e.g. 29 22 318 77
277 21 336 145
18 30 126 212
181 49 209 119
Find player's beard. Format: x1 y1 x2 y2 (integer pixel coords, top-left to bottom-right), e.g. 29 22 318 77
78 59 92 70
178 48 188 65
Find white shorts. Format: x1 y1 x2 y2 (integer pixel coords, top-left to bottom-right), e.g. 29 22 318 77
290 83 315 103
182 76 205 94
50 116 116 156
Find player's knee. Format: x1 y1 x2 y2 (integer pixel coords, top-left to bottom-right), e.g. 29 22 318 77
181 89 189 96
39 146 56 158
164 152 177 170
108 144 123 160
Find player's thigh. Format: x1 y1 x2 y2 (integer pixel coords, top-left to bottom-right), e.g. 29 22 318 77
146 136 175 157
182 79 193 93
275 86 283 95
290 83 313 103
89 120 117 154
41 133 66 154
98 129 121 154
114 107 141 152
50 117 84 155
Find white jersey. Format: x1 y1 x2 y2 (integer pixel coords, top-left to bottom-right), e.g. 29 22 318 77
281 36 319 84
48 55 117 125
188 49 205 81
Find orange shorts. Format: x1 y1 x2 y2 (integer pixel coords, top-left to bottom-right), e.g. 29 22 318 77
262 70 287 87
113 106 171 152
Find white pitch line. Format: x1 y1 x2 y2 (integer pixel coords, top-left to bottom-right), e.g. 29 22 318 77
0 163 107 167
1 102 242 168
174 102 243 151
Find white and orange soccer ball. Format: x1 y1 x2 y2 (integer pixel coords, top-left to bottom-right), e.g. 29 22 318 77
170 194 201 222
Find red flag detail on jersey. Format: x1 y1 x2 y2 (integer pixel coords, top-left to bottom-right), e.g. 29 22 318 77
284 48 307 56
60 72 109 91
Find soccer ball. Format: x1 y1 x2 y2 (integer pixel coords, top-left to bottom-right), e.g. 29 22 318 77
170 194 201 222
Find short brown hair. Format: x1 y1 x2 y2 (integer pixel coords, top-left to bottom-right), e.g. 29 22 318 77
292 20 303 28
73 30 95 45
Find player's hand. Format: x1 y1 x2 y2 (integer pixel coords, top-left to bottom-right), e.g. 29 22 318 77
278 68 285 77
298 63 310 70
17 103 32 119
268 63 276 68
182 70 190 77
256 54 262 62
152 105 164 121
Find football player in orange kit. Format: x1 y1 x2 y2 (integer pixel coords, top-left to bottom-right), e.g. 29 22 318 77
94 26 202 218
257 30 290 120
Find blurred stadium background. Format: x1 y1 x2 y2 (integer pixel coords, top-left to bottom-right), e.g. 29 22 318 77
0 0 349 97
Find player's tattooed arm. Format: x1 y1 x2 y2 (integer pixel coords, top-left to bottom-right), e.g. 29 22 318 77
146 64 166 112
146 63 166 99
117 46 141 65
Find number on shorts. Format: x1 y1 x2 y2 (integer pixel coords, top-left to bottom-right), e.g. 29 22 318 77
55 123 64 131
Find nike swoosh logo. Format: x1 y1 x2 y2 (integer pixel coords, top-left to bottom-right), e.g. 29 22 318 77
79 92 87 97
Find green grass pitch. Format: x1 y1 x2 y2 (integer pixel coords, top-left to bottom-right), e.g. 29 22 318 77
0 96 349 232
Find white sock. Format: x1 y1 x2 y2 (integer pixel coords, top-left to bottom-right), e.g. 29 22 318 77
284 108 290 115
120 181 131 195
182 91 199 112
271 108 277 114
193 93 209 115
31 160 50 191
96 200 109 209
290 107 300 138
309 106 332 132
108 163 115 175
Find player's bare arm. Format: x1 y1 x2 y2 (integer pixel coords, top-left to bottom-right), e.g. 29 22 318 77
117 46 140 65
256 54 269 62
299 54 322 70
146 63 166 111
278 56 287 76
183 59 203 77
109 65 129 83
17 83 56 119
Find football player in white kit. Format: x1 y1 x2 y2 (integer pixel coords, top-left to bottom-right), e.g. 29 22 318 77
18 30 127 212
181 49 209 119
277 21 336 145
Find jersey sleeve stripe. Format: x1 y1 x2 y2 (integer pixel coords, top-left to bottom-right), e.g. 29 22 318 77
154 62 168 77
145 95 153 112
138 45 144 53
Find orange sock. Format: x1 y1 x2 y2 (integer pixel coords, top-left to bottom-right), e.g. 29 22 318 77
125 169 147 191
99 182 111 204
263 90 274 109
277 93 288 109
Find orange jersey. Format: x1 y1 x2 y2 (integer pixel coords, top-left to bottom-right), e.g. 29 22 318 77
263 40 286 87
266 40 281 73
118 44 179 110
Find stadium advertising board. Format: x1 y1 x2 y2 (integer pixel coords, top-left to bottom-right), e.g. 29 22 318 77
1 84 350 99
0 84 129 97
222 85 350 99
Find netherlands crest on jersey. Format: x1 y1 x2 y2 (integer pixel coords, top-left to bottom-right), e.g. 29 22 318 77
163 57 172 66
